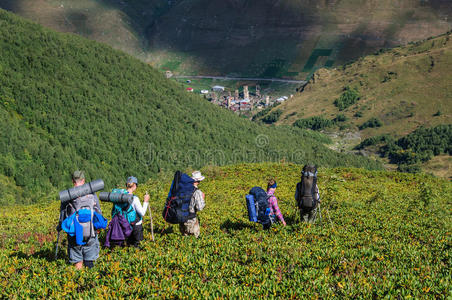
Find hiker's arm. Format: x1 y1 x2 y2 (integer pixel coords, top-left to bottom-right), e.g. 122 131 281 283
132 196 148 218
93 194 102 214
271 197 286 225
315 185 320 202
193 190 205 212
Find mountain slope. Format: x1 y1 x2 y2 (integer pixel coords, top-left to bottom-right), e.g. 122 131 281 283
0 0 451 77
276 32 452 136
0 9 381 205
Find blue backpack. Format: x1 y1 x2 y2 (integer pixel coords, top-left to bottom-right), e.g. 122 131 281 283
162 171 196 224
111 189 139 226
246 187 271 225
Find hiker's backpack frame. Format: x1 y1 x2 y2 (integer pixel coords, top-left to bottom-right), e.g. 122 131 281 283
247 186 271 226
110 189 139 226
162 171 197 224
297 165 318 212
66 194 97 241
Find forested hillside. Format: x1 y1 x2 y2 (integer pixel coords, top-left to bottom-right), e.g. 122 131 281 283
0 9 381 205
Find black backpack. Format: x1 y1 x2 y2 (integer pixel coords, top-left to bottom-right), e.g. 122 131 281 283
162 171 197 224
249 186 271 226
297 165 318 212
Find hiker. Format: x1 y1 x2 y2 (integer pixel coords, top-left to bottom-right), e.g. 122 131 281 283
179 171 206 238
125 176 149 247
266 179 286 227
57 170 103 270
295 164 320 223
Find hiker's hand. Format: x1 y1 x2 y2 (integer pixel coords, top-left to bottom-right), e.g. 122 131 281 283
143 193 150 203
282 221 287 227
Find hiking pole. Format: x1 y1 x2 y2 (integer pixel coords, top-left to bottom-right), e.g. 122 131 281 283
317 202 323 226
326 206 335 230
55 230 61 260
146 191 155 242
148 206 155 242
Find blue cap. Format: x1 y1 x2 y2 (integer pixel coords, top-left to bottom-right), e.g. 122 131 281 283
126 176 138 185
269 181 277 189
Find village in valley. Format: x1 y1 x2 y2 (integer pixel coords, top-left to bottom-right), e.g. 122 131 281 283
187 82 294 114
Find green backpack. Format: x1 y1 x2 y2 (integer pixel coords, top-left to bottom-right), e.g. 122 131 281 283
110 189 139 226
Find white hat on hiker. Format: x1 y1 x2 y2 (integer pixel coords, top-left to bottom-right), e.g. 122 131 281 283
191 171 205 182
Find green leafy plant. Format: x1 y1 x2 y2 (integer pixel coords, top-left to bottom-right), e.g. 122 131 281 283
0 163 450 298
334 86 360 111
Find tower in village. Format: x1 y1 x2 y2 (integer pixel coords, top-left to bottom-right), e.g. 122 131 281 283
243 85 249 100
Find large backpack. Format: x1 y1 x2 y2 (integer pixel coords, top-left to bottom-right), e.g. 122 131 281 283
66 194 97 241
246 186 271 225
297 165 318 212
162 171 196 224
110 189 139 226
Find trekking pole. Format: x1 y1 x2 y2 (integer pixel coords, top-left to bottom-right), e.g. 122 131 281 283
55 230 61 260
146 191 155 242
326 207 335 230
318 202 323 226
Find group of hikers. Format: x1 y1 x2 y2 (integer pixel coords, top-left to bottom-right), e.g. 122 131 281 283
56 164 320 269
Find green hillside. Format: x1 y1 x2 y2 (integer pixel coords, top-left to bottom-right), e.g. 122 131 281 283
0 163 450 297
0 9 381 205
265 32 452 177
1 0 451 78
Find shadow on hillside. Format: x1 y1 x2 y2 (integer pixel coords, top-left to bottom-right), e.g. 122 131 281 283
284 214 300 226
220 218 256 234
147 223 174 236
10 247 60 263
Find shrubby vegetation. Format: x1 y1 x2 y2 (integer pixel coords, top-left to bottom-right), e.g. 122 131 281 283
292 114 349 131
293 116 335 130
333 86 360 111
0 10 381 205
333 114 348 122
262 109 282 124
355 135 394 150
359 117 383 130
252 102 280 122
0 163 450 298
357 125 452 172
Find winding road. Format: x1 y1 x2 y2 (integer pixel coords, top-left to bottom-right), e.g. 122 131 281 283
175 75 307 84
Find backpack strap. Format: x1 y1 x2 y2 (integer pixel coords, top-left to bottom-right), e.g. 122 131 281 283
311 176 318 207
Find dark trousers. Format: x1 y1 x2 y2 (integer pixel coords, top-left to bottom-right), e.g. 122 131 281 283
128 223 144 247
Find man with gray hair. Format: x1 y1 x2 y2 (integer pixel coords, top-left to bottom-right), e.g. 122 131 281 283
57 170 102 269
179 171 206 238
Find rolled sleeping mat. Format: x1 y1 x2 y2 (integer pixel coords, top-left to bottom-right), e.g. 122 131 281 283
99 192 133 204
59 179 104 203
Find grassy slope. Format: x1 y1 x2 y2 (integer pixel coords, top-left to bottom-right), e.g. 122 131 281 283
0 9 382 205
276 33 452 177
0 163 450 297
277 32 452 136
1 0 451 78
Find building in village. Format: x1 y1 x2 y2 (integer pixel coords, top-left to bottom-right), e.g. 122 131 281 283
205 84 288 114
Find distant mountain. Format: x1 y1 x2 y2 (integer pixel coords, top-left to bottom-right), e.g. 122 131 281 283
1 0 451 78
0 9 381 205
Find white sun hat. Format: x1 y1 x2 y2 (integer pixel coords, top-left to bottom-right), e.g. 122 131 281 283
191 171 205 182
